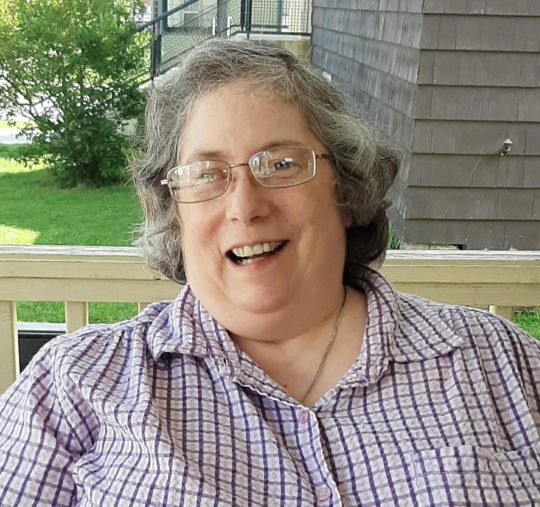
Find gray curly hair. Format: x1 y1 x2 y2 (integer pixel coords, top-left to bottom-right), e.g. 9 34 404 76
132 38 399 284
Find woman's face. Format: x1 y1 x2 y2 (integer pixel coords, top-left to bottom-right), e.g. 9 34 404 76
176 83 350 339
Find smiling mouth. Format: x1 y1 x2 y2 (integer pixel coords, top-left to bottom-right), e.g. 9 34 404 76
226 241 287 266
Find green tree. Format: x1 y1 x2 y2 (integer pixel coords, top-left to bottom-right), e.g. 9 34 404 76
0 0 147 186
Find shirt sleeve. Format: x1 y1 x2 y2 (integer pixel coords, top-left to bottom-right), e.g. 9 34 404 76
0 341 94 506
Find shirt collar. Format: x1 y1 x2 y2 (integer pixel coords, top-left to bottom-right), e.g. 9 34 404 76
144 286 247 374
144 285 209 361
143 267 464 389
341 265 464 387
143 286 290 399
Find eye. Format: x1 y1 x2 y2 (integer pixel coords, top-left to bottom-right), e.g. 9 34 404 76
272 158 295 170
250 148 307 181
268 157 302 179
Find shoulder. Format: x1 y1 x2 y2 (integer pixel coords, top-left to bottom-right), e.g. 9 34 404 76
43 300 174 359
354 265 539 369
396 293 540 390
399 292 538 350
21 300 177 396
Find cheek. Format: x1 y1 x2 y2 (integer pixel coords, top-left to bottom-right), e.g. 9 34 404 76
176 204 206 238
176 207 200 257
177 205 220 261
309 183 347 227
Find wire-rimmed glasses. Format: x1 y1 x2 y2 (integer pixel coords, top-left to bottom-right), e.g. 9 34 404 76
160 145 330 203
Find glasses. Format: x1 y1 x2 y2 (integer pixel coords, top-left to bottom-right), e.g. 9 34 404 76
160 145 330 203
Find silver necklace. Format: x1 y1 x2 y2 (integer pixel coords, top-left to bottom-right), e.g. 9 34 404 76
300 288 348 404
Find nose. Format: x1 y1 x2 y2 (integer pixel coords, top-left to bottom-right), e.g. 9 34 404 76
225 164 271 224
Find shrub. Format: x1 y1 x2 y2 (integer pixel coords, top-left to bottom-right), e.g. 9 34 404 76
0 0 147 186
388 226 400 249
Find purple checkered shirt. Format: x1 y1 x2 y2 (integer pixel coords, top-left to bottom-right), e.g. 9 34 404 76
1 267 539 506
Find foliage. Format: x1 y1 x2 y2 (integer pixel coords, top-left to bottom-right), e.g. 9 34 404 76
388 226 400 249
0 143 29 160
0 0 147 187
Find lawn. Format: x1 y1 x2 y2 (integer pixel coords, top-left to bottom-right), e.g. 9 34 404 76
0 144 143 323
1 144 539 338
514 310 540 340
0 119 34 129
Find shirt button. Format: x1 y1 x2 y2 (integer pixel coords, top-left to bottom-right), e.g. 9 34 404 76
298 410 310 424
317 487 331 502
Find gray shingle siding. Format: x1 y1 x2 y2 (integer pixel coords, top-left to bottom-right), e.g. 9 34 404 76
409 155 540 189
311 1 540 250
423 0 540 16
407 220 540 250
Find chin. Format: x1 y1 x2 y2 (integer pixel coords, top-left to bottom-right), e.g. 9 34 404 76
232 292 289 316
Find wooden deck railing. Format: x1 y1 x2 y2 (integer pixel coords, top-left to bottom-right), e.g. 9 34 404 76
1 245 540 393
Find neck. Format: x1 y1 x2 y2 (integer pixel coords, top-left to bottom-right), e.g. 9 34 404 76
231 286 367 405
299 287 348 403
231 286 346 360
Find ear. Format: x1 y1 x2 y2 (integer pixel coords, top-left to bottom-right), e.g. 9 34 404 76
332 179 352 227
339 205 353 228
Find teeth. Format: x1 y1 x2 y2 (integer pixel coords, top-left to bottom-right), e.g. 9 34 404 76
239 257 258 266
232 241 282 258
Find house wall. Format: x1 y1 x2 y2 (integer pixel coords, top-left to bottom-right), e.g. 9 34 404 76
310 0 424 241
410 0 540 249
311 0 540 250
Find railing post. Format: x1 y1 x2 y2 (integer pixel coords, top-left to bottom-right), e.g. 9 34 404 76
0 300 19 393
488 305 515 321
65 302 89 334
138 302 151 313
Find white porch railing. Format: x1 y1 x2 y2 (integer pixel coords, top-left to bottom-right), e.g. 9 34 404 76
1 245 540 393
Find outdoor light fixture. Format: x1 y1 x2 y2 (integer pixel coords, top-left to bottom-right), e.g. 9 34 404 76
499 138 513 156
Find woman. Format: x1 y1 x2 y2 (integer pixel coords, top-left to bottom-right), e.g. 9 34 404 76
0 39 539 506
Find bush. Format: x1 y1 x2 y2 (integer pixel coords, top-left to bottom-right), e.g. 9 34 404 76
0 0 147 187
388 226 400 249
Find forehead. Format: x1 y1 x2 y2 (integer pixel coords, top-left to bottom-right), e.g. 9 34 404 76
178 83 322 162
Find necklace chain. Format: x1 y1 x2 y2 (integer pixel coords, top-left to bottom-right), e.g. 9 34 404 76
300 288 348 404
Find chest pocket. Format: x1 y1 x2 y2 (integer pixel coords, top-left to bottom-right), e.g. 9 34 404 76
411 444 540 506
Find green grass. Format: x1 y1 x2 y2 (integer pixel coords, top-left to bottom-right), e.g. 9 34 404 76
0 119 34 129
515 310 540 340
0 144 142 323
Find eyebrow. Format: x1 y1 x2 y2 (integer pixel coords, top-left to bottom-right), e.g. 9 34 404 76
182 140 306 163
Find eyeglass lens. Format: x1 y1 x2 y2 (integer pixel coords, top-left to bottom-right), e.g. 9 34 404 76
168 146 316 203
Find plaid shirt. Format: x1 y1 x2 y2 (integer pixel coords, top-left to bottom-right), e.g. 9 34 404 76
0 267 539 506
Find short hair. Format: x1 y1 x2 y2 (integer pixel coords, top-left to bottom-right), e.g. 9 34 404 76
131 38 399 284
